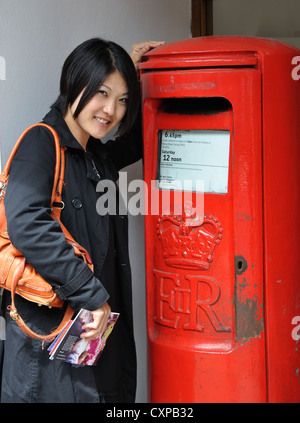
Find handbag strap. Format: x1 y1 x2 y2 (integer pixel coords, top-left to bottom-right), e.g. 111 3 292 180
3 123 81 342
1 123 62 207
1 122 91 247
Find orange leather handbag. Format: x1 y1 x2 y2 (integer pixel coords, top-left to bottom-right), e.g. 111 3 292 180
0 123 93 342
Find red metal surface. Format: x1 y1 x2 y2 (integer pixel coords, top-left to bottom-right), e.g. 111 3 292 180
140 36 300 403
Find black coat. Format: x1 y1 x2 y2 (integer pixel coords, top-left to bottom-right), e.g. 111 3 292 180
0 107 142 403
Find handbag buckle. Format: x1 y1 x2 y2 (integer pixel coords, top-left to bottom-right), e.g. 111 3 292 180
0 182 7 199
10 309 19 322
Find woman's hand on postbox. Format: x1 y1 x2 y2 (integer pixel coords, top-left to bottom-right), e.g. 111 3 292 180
130 40 165 72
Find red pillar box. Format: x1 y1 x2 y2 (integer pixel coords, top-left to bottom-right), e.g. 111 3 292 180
140 36 300 403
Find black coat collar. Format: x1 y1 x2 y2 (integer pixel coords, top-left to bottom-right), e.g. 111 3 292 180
42 107 84 151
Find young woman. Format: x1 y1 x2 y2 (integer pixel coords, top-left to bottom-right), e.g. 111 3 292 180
0 38 164 403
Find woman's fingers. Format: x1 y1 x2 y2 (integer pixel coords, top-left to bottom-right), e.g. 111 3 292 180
81 302 111 340
130 40 166 71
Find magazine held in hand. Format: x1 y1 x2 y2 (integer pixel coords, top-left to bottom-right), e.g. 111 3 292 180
48 309 119 366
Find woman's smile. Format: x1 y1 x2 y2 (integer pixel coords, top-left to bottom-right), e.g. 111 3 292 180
95 117 111 126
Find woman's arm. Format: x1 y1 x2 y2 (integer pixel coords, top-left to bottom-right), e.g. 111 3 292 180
4 126 109 312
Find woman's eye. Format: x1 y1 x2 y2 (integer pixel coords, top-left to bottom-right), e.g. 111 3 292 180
119 97 128 105
98 90 107 97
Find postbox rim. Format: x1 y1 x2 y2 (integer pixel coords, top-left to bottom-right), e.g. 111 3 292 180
140 35 300 70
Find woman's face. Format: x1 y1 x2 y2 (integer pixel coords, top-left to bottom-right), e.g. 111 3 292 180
65 70 129 148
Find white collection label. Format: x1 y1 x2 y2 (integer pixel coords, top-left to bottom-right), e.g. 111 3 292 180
159 129 230 193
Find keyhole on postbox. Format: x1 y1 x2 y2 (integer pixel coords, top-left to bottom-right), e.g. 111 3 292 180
235 255 248 275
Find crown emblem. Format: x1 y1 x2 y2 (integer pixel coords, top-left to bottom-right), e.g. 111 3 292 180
157 202 223 270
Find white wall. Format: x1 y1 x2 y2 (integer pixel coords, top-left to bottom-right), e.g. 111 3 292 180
0 0 192 403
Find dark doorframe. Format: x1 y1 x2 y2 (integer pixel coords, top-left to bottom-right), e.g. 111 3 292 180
192 0 213 37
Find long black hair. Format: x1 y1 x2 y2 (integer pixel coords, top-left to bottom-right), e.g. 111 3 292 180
52 38 139 136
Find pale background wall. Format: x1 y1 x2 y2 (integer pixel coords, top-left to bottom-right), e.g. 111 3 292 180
213 0 300 48
0 0 192 403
